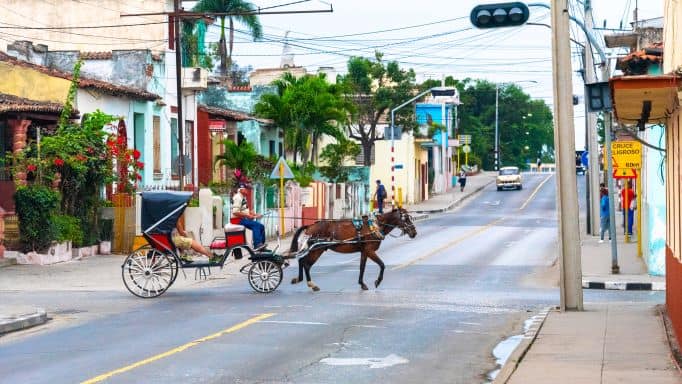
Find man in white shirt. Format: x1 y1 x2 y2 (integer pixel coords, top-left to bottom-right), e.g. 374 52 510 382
232 184 266 250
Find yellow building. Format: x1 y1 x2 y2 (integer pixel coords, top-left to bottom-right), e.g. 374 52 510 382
370 136 430 206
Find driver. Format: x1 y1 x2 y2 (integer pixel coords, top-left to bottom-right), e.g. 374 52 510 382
232 184 267 251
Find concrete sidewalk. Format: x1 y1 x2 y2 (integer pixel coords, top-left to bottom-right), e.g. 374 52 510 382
498 207 679 383
404 171 496 214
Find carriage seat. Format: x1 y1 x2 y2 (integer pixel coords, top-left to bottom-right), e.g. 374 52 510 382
224 223 247 247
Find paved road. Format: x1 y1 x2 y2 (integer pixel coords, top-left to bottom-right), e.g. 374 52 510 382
0 174 662 384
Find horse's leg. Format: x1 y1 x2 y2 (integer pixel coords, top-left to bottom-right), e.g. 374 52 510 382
358 250 368 290
291 255 307 285
303 250 322 292
367 250 386 288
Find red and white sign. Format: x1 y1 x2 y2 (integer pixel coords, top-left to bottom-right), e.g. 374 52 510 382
208 120 226 132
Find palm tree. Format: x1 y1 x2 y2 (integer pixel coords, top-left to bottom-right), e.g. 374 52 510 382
214 140 258 180
192 0 263 83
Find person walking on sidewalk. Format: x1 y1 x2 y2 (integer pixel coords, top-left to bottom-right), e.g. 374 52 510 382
599 186 611 243
620 180 635 236
373 179 387 214
458 169 467 192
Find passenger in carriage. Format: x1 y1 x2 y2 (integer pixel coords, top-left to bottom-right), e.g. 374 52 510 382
172 213 221 263
232 184 267 251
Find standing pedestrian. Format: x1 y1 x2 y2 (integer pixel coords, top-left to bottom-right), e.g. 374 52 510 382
458 169 467 192
620 180 635 236
373 179 387 214
599 187 611 243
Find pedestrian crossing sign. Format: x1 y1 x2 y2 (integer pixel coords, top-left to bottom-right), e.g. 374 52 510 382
613 167 637 179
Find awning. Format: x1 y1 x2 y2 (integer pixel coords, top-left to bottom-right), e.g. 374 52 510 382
610 75 681 126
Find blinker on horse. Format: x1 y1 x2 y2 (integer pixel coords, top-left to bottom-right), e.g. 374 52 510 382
288 208 417 291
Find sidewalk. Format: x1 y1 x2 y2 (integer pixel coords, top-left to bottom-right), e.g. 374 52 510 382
498 214 680 383
404 171 497 215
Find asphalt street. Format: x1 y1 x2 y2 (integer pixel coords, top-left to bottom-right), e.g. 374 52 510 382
0 173 664 384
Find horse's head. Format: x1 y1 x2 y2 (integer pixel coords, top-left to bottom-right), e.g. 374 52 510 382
381 208 417 238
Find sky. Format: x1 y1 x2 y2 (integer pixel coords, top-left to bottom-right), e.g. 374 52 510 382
195 0 665 149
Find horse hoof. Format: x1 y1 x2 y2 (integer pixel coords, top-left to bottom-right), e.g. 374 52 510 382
360 284 368 290
375 279 382 288
291 278 299 284
312 286 320 292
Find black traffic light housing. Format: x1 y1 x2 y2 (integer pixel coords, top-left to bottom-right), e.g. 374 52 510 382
470 2 530 28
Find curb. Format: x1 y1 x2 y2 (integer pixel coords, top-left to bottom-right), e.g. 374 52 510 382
0 309 48 334
582 280 666 291
493 307 553 384
411 178 496 214
0 258 17 269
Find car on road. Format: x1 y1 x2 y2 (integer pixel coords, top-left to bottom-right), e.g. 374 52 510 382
497 166 522 191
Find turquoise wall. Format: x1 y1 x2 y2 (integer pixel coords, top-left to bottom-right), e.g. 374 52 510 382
644 125 666 276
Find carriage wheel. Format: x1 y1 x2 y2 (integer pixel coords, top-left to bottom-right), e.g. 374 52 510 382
122 247 177 298
248 260 282 293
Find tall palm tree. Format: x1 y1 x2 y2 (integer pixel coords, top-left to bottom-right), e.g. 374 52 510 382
192 0 263 83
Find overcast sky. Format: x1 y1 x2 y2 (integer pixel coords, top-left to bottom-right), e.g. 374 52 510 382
193 0 664 149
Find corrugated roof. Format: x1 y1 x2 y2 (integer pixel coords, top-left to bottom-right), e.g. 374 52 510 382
0 52 160 101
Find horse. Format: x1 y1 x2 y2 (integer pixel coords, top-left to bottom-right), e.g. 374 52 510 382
287 208 417 291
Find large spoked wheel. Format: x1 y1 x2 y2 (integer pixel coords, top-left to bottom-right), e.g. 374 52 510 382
248 260 282 293
122 246 178 298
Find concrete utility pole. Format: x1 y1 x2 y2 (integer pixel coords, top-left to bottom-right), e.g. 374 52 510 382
173 0 185 190
584 0 601 236
495 83 500 171
551 0 583 311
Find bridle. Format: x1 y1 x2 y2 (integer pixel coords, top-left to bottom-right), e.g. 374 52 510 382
377 210 416 238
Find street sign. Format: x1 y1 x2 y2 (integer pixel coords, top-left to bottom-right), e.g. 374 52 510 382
394 164 404 169
458 134 472 144
581 151 589 167
269 157 295 179
613 167 638 179
462 145 471 154
611 141 642 169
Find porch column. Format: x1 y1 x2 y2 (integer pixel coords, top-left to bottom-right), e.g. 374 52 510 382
9 119 31 187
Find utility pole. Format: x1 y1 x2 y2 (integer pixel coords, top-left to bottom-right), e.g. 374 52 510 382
603 60 620 274
551 0 583 311
173 0 185 190
495 83 499 171
584 0 601 236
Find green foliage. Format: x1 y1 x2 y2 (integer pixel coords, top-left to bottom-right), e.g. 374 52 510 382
290 162 316 187
192 0 262 80
52 214 84 247
215 140 258 172
14 186 60 252
338 52 417 166
319 139 360 183
255 72 348 165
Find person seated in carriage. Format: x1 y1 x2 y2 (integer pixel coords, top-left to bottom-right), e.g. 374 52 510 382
172 213 221 263
232 184 267 251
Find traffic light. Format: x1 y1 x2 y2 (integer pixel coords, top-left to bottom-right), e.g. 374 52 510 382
470 2 530 28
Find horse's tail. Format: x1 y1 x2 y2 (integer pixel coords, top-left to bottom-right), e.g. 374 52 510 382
289 225 310 253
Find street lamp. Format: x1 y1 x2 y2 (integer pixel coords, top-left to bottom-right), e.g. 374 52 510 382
390 86 457 205
495 81 537 170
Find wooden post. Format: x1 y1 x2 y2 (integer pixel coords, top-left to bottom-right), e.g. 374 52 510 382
279 162 285 237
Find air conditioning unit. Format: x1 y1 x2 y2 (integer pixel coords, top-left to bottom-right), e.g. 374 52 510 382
181 67 208 91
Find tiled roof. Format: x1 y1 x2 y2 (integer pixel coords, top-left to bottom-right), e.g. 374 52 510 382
79 52 112 60
228 85 252 92
0 52 160 101
198 104 271 124
0 92 72 115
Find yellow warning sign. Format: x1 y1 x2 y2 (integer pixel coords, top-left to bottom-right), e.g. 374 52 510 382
611 141 642 169
613 167 637 179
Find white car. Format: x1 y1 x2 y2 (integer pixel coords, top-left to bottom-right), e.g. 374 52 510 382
497 166 523 191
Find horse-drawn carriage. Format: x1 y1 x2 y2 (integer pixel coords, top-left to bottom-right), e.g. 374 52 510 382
121 191 417 298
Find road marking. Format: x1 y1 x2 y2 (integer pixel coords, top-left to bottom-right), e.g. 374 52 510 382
80 313 274 384
459 321 481 326
391 218 504 271
351 324 386 329
320 354 408 369
519 174 553 211
260 320 327 326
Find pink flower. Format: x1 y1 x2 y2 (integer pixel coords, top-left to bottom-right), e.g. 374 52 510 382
54 158 65 167
27 164 37 172
132 149 141 160
136 161 144 170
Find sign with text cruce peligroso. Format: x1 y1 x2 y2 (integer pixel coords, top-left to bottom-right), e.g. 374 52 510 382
611 141 642 169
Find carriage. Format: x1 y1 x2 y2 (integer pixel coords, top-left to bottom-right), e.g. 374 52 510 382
121 191 293 298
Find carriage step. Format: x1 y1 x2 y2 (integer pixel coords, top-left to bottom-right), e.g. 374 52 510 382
184 261 223 268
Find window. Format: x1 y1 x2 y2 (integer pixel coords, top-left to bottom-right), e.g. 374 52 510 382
269 140 276 157
170 118 178 177
0 122 11 181
153 116 161 175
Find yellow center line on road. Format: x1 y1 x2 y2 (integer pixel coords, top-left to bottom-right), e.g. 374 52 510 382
391 218 504 271
518 174 553 211
81 313 275 384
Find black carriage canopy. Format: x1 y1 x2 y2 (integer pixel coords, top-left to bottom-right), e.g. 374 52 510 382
140 191 193 235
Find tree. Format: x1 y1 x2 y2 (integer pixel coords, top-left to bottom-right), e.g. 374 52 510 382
254 73 348 165
338 52 417 166
319 139 361 183
192 0 263 83
214 139 258 176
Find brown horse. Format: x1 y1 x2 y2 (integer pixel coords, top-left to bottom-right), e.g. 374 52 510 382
287 208 417 291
